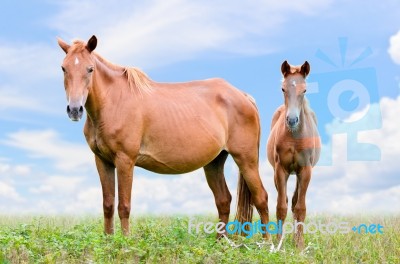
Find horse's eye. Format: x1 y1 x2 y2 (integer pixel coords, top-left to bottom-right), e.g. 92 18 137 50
303 90 307 94
87 66 94 73
61 66 66 73
281 88 285 93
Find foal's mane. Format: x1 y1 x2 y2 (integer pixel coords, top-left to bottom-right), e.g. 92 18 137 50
285 65 303 75
71 40 151 93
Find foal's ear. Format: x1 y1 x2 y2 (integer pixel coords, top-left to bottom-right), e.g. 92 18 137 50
300 61 310 77
281 60 291 77
86 35 97 53
57 37 70 54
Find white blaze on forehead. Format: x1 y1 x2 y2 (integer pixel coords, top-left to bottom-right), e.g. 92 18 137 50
74 57 79 65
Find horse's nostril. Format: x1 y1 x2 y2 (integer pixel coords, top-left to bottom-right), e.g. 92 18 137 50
66 105 71 114
295 117 299 123
79 106 84 113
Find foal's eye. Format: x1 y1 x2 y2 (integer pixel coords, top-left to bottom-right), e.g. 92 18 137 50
303 90 307 94
87 66 94 73
281 88 285 93
61 66 66 73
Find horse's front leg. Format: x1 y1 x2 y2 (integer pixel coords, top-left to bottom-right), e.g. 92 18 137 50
293 166 311 249
115 154 135 236
95 155 116 235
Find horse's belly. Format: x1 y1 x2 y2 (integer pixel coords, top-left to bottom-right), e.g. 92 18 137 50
137 115 227 174
136 144 223 174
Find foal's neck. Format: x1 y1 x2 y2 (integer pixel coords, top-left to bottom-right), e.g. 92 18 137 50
288 99 311 138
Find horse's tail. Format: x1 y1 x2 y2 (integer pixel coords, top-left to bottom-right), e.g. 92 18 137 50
235 172 253 233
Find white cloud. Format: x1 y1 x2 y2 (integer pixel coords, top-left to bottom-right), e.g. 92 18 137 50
132 169 217 214
0 87 45 112
0 43 59 79
307 96 400 213
388 30 400 64
64 187 102 214
0 44 65 117
3 130 93 171
0 161 31 176
0 181 23 202
29 176 84 194
51 0 332 68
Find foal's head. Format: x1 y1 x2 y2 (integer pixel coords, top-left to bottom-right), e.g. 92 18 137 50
280 60 310 131
57 35 98 121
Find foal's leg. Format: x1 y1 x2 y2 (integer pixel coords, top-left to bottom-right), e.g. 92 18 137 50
115 155 135 236
204 151 231 238
292 180 299 214
95 155 116 235
275 165 289 241
293 166 312 249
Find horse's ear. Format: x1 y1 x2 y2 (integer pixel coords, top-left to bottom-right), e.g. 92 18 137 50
281 60 291 77
86 35 97 53
57 37 70 54
300 61 310 77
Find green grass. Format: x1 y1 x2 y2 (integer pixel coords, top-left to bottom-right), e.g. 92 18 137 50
0 214 399 263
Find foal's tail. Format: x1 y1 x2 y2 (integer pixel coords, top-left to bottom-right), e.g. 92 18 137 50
235 173 253 232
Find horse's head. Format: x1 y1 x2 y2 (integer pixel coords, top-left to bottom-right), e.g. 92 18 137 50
57 35 97 121
280 60 310 131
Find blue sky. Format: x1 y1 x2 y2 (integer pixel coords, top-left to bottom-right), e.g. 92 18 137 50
1 0 400 215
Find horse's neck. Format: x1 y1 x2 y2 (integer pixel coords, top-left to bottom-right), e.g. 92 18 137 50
85 57 130 121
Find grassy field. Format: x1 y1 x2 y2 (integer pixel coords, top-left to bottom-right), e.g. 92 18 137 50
0 214 399 263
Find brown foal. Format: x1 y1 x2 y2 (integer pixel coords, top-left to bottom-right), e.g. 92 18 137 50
267 61 321 249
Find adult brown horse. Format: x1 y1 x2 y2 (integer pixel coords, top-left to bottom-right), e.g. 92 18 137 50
267 61 320 249
57 35 269 237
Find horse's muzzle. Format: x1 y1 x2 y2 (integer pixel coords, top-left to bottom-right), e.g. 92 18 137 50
67 105 84 121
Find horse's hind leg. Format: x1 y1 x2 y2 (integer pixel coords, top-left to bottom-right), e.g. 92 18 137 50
293 166 312 249
204 151 231 238
230 152 270 239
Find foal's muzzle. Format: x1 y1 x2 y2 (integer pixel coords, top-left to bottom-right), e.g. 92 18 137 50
67 105 84 121
286 116 299 130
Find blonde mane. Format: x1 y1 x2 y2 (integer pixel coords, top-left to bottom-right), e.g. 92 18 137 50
93 52 151 93
71 40 152 93
124 67 151 92
286 65 303 75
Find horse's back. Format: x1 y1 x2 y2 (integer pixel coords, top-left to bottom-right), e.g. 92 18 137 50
150 78 259 129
